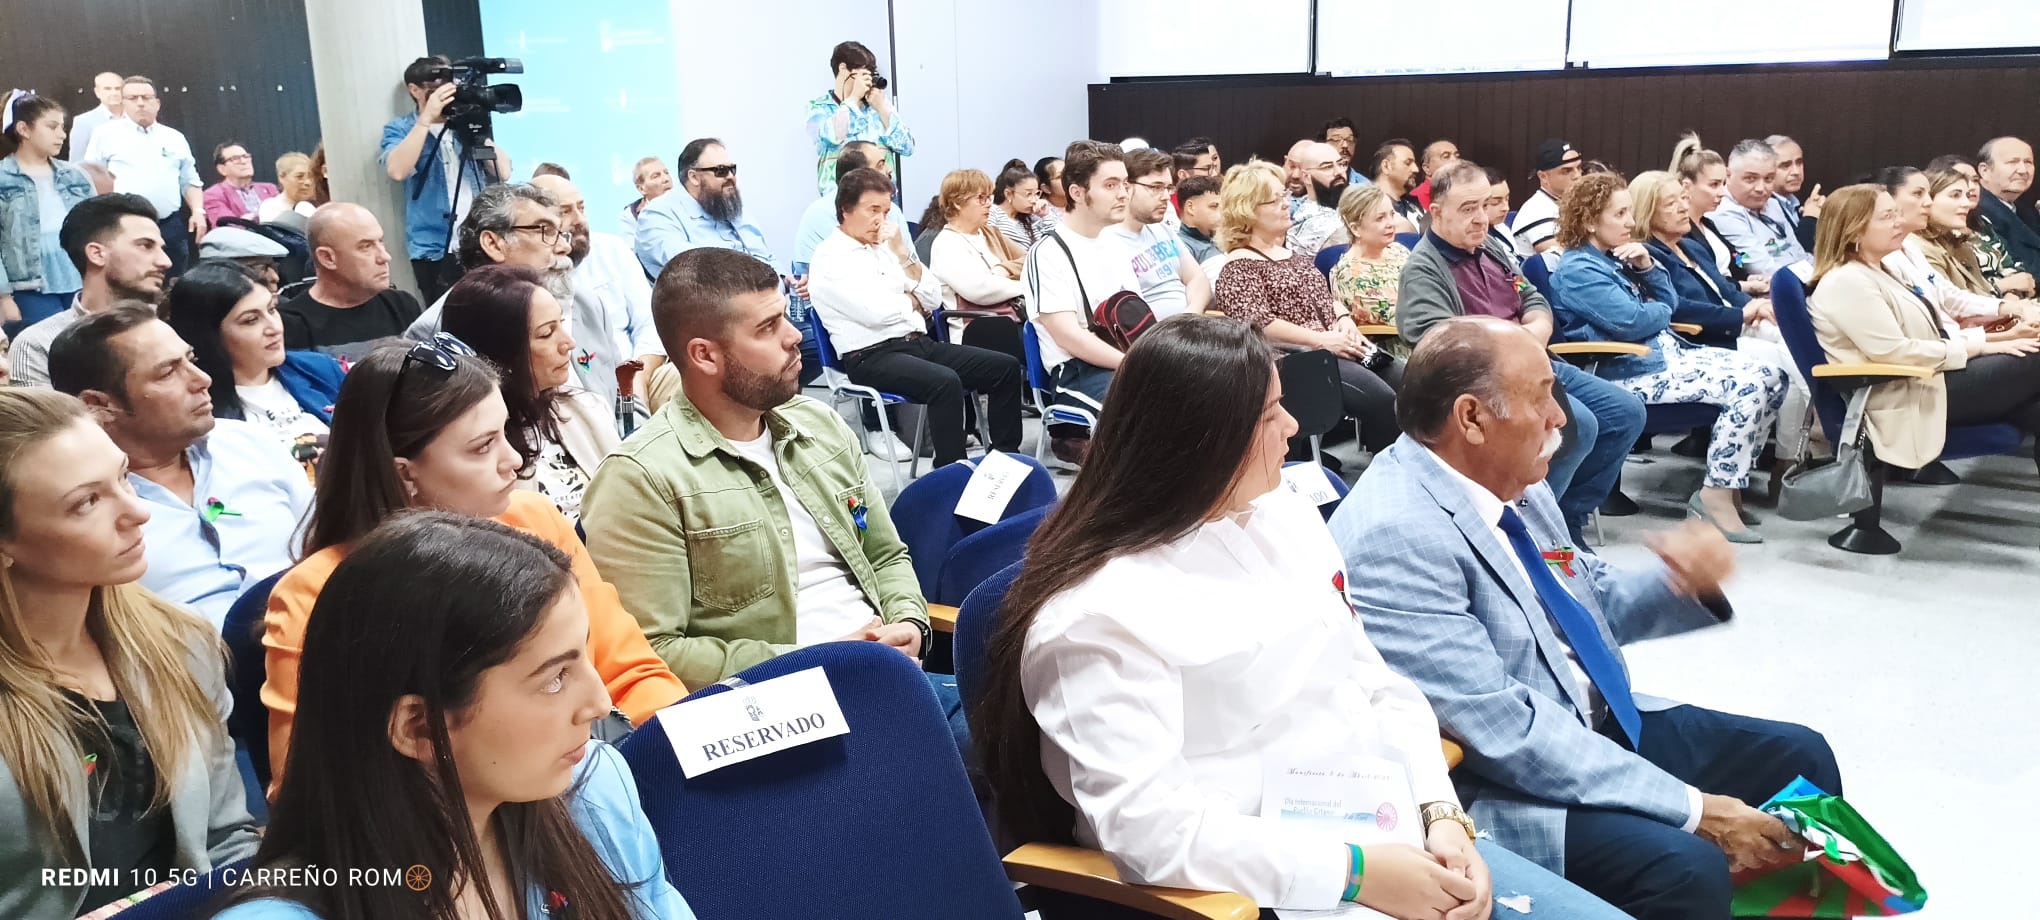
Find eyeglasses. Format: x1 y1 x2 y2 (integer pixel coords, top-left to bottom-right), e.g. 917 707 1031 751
1132 181 1175 195
690 164 739 178
507 224 573 246
219 154 251 164
390 333 477 411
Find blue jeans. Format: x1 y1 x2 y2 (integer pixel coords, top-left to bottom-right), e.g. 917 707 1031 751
1480 837 1630 919
1547 360 1645 529
3 289 72 339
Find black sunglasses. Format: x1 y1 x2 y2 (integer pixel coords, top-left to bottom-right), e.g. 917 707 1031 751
689 164 738 178
389 333 477 409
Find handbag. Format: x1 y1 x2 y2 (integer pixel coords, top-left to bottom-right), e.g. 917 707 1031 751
1048 230 1156 350
1778 389 1875 521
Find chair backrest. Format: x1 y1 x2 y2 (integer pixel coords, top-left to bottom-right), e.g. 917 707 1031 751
808 306 845 370
953 560 1024 712
936 503 1054 606
1520 252 1557 304
221 570 285 790
894 454 1058 598
617 642 1024 919
1314 243 1350 277
1769 267 1846 441
1277 348 1344 438
1020 320 1052 393
1394 232 1423 250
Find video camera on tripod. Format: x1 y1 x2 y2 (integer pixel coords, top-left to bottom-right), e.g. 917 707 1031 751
425 56 524 167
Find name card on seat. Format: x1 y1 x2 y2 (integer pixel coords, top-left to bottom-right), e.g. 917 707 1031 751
660 667 850 778
1280 462 1340 507
955 450 1032 524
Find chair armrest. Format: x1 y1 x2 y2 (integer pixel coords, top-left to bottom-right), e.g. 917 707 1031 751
1442 739 1463 769
1356 323 1398 338
1004 844 1261 920
1811 363 1932 380
927 604 958 634
1549 342 1650 357
1669 322 1703 335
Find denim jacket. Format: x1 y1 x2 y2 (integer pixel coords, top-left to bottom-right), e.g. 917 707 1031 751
1551 245 1679 379
378 113 488 261
0 155 94 291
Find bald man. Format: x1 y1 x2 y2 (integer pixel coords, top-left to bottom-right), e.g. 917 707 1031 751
279 202 423 359
68 71 126 162
1287 140 1350 253
530 173 665 409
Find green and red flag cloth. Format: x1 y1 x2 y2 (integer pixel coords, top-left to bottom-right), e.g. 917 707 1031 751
1731 776 1927 917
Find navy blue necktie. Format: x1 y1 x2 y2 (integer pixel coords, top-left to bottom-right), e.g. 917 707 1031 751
1497 507 1643 747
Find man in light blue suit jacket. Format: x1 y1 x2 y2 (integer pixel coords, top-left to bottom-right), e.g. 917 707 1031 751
1329 316 1842 920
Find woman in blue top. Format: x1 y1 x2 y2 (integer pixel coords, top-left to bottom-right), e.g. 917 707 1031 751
211 512 694 920
0 92 94 337
1551 174 1786 543
164 262 344 471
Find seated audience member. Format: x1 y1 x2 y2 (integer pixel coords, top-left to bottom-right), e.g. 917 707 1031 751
1764 134 1822 251
579 248 960 741
1333 316 1841 920
1213 160 1403 457
530 173 665 412
811 168 1023 467
532 162 570 180
973 315 1627 919
1330 184 1411 327
1023 140 1138 463
1033 154 1069 228
636 137 774 277
1481 166 1518 257
1319 116 1365 187
200 141 278 226
0 389 260 920
795 142 912 269
262 341 685 780
1284 140 1348 254
1634 170 1811 459
1173 175 1223 266
620 155 673 239
49 303 313 628
307 143 330 207
404 183 576 336
1810 185 2040 474
1874 166 2035 331
280 202 422 360
215 513 694 920
989 159 1051 251
10 193 170 389
1708 139 1812 280
1973 137 2040 272
1670 135 1753 288
2 92 93 337
1936 153 2040 294
163 262 342 462
1370 138 1425 231
1109 147 1212 320
1411 137 1461 210
1919 164 2037 298
441 264 616 523
1551 174 1787 542
1510 138 1583 261
1399 161 1643 543
256 152 316 223
927 168 1028 362
914 197 946 264
197 227 288 292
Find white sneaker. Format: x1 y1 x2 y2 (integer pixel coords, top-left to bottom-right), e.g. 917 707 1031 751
864 430 913 462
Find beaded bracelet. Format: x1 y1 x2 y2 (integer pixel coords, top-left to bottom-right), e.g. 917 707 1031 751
1343 843 1365 902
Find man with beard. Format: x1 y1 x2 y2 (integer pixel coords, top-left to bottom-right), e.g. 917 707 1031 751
1319 116 1369 188
404 183 575 345
10 193 171 388
1106 147 1211 319
1372 138 1425 232
579 246 963 750
283 202 424 361
529 173 662 412
634 137 774 277
1286 140 1350 254
49 304 311 627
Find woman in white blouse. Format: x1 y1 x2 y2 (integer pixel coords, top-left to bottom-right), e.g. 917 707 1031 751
257 152 318 223
440 263 618 523
928 168 1026 365
972 315 1626 919
1873 166 2037 338
165 262 343 475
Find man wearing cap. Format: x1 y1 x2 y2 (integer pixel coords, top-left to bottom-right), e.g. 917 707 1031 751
198 226 288 292
1509 139 1583 262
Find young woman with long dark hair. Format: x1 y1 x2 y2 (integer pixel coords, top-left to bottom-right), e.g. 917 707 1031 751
0 389 258 919
216 513 693 920
970 315 1623 919
163 261 343 458
259 342 684 784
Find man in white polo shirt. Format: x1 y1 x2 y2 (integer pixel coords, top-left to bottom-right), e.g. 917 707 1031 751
82 75 205 276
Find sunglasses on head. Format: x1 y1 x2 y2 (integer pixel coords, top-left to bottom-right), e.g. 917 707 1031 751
690 164 738 179
389 333 477 408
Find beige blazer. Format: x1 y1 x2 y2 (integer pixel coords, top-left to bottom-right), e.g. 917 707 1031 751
1808 261 1968 468
551 385 623 475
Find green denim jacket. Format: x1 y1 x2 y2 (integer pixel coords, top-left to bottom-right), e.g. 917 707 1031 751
581 392 926 689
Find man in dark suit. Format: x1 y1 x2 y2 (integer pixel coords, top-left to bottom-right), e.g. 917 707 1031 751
1977 137 2040 269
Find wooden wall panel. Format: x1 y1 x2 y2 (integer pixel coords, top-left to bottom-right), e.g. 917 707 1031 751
1090 58 2040 207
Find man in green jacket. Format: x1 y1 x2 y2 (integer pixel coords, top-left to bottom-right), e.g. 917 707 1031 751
581 247 958 745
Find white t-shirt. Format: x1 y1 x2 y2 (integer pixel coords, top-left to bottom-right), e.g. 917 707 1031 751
1510 189 1560 260
1105 222 1190 320
1023 225 1139 371
727 432 878 646
236 376 328 447
257 197 316 224
528 434 591 523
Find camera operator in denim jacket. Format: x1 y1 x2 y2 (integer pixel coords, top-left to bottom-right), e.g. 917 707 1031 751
380 55 513 304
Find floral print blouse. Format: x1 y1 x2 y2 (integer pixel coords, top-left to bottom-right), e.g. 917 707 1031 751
1330 242 1410 325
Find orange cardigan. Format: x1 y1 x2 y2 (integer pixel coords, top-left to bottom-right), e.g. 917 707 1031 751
261 491 687 781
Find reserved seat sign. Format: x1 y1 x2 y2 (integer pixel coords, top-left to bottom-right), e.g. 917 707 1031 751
659 667 851 778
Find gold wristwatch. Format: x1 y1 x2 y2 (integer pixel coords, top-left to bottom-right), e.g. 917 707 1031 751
1421 802 1478 841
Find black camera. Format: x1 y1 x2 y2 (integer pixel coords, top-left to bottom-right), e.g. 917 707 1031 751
440 56 523 151
871 72 888 91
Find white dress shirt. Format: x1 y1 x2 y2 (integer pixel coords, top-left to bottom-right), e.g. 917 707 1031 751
1885 235 2000 346
568 232 664 410
83 119 200 218
808 227 941 355
1022 487 1460 911
1434 461 1706 833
